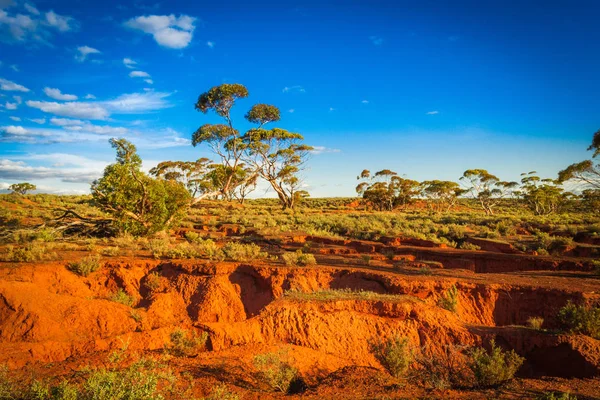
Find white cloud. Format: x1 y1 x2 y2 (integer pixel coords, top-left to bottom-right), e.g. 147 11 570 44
28 118 45 124
144 79 153 84
0 77 29 92
75 45 100 62
26 100 109 120
84 94 95 99
43 87 78 101
44 10 74 32
12 95 21 103
2 125 27 135
124 14 196 49
50 117 127 135
50 117 83 126
369 35 383 46
123 57 137 68
5 101 16 109
27 91 173 120
288 109 294 113
310 146 341 155
282 85 305 93
24 3 39 15
426 110 439 115
9 116 20 121
0 156 104 184
328 107 335 112
129 70 150 78
9 64 18 71
206 41 214 48
361 100 369 104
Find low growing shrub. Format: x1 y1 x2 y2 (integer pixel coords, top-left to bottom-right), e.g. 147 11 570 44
281 250 317 267
557 302 600 339
166 328 208 357
370 335 413 379
468 340 524 387
67 254 103 277
438 285 459 312
204 383 240 400
253 350 298 393
527 317 544 330
222 242 267 262
110 289 136 307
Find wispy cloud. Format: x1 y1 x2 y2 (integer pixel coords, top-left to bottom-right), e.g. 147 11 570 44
310 146 341 155
0 78 29 92
426 110 439 115
129 70 150 78
0 5 77 44
44 87 78 101
123 57 137 69
75 46 101 62
288 109 294 113
124 14 196 49
282 85 305 93
369 35 383 46
9 116 20 121
28 118 46 124
361 100 369 104
206 41 214 48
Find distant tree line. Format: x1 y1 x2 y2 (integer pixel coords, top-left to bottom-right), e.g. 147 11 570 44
356 129 600 215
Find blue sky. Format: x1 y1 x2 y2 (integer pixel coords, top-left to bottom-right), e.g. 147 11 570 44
0 0 598 196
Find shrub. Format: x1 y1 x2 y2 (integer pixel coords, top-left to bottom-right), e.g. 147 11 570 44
281 250 317 267
459 241 481 251
360 254 371 265
412 344 469 390
538 392 578 400
184 231 200 243
27 380 51 399
468 340 524 387
592 260 600 275
417 266 432 275
222 242 267 262
0 364 16 400
370 335 412 379
101 246 121 256
166 328 208 357
110 289 136 307
50 380 79 400
253 351 298 393
1 243 58 262
527 317 544 330
165 242 199 259
557 302 600 339
67 254 103 277
438 285 459 312
204 383 240 400
147 237 172 259
143 272 161 292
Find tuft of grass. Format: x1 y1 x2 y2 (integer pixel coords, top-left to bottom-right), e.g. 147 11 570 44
438 285 459 313
222 242 267 262
468 340 524 387
537 392 578 400
527 317 544 330
253 350 298 393
281 250 317 266
67 254 103 277
370 335 413 379
110 289 136 307
166 328 208 357
0 243 58 262
143 272 161 292
204 383 240 400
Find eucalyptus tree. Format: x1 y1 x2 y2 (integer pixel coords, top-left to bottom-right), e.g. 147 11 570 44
460 169 518 215
356 169 420 211
149 158 213 198
92 138 190 235
420 180 465 213
8 182 36 195
192 84 312 209
520 172 567 215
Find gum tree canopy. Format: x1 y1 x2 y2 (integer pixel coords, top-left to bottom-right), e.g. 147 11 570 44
9 182 36 195
191 84 313 209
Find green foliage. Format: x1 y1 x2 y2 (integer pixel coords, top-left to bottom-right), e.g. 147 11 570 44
203 384 240 400
460 169 518 215
166 328 208 357
67 254 103 277
527 317 544 330
92 138 191 236
468 340 524 387
421 180 465 213
50 380 79 400
557 302 600 339
370 335 413 379
252 351 298 393
0 364 16 400
521 172 568 216
222 242 267 261
438 285 459 312
110 289 136 307
9 182 36 195
281 250 317 266
538 392 578 400
0 243 58 262
356 169 420 211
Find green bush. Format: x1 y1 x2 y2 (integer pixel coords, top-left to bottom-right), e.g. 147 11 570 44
204 383 240 400
281 250 317 266
537 392 578 400
468 340 524 387
0 364 16 400
166 328 208 357
67 254 103 277
438 285 459 312
110 289 136 307
50 380 79 400
527 317 544 330
557 302 600 339
371 335 412 379
222 242 267 262
1 243 58 262
253 351 298 393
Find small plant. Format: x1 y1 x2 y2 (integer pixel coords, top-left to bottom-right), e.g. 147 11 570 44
143 272 161 292
459 241 481 251
527 317 544 330
67 254 103 277
100 246 121 256
438 285 459 312
50 380 79 400
184 231 200 243
370 335 412 379
130 310 143 323
204 383 240 400
412 344 469 390
166 328 208 357
592 260 600 275
253 350 298 393
281 250 317 266
417 266 432 275
0 364 16 400
361 254 371 265
147 237 172 259
222 242 268 262
557 302 600 339
110 289 136 307
27 380 51 399
468 340 524 387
